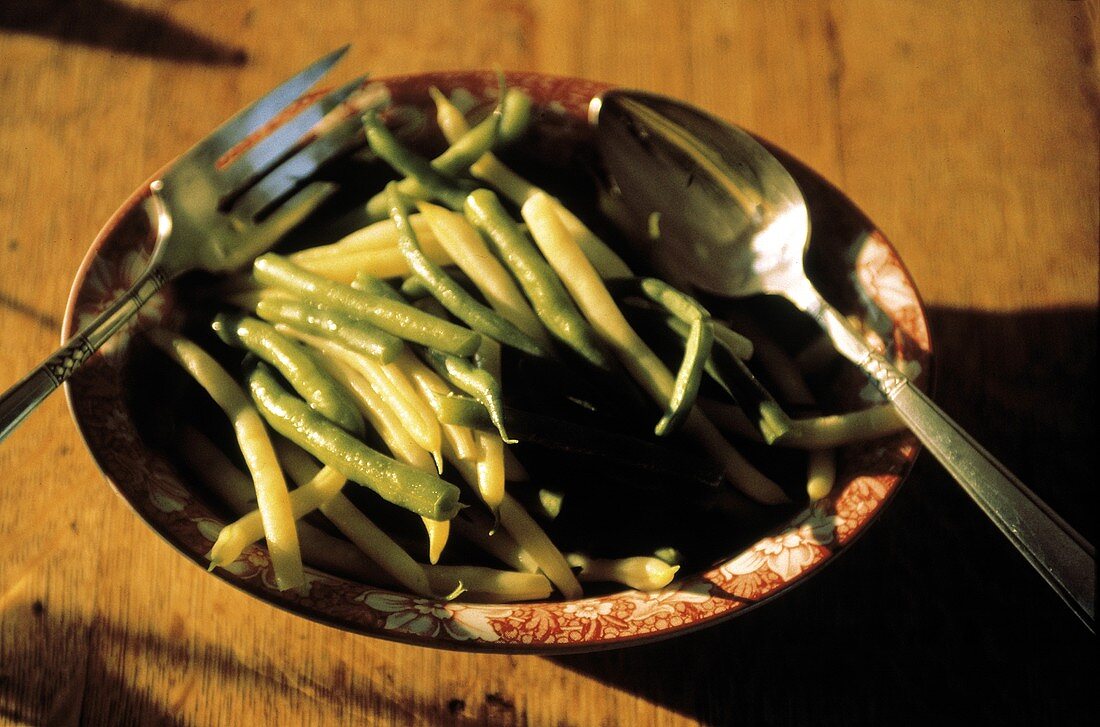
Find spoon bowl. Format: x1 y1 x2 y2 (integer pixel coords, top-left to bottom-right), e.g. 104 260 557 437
590 89 1095 631
591 89 810 300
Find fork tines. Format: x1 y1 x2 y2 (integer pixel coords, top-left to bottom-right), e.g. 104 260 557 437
223 79 390 220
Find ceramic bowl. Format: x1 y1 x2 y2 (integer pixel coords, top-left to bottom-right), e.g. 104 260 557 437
63 71 930 653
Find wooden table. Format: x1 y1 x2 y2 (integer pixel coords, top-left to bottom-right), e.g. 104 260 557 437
1 1 1095 724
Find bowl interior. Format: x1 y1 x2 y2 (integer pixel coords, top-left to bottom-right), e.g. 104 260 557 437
63 71 931 653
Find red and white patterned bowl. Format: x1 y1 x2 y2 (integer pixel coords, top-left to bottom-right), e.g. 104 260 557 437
63 71 931 653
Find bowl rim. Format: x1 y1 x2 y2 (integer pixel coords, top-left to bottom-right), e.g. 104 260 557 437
61 69 932 654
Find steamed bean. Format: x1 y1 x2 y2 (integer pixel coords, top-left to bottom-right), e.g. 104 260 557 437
247 362 461 520
253 253 480 356
212 311 365 435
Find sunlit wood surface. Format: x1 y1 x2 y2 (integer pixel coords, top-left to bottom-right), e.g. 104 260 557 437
1 1 1095 724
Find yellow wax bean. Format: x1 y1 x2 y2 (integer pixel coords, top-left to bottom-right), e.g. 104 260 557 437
394 349 481 461
290 213 440 261
567 554 680 591
209 463 346 568
521 193 788 505
450 511 539 573
499 493 583 600
321 495 434 597
278 441 434 597
291 245 453 285
425 566 552 603
148 329 305 591
279 327 442 466
417 201 551 348
311 350 450 561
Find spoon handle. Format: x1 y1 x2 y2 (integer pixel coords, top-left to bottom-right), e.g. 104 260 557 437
803 294 1095 631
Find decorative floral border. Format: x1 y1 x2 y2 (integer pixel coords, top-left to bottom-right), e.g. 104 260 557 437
63 72 930 653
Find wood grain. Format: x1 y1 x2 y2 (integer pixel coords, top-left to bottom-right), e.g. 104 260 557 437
1 1 1095 725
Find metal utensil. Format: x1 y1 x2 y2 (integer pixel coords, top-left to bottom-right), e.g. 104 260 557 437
0 46 383 443
590 89 1095 631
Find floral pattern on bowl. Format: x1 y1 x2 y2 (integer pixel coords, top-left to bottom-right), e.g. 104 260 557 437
63 71 930 653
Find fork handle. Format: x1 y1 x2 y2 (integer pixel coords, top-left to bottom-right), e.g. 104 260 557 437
802 292 1096 631
0 266 168 443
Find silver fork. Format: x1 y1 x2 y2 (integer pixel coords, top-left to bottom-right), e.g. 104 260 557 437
0 45 380 442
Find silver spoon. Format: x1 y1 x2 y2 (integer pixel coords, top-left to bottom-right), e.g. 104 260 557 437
590 89 1095 631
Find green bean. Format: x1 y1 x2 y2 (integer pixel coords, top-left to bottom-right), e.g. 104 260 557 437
633 307 789 445
498 88 533 143
463 189 614 370
656 313 733 396
431 106 503 175
418 201 552 349
652 547 684 567
431 88 535 204
521 194 672 410
387 183 548 356
311 342 441 472
399 275 432 300
293 245 450 284
712 321 754 360
363 115 468 214
436 393 493 430
451 509 539 573
807 448 836 502
390 268 475 305
247 362 461 520
276 438 437 595
324 494 438 596
653 317 711 435
536 487 565 521
222 286 286 313
698 335 790 444
608 278 715 435
431 90 633 280
283 327 444 467
350 271 404 301
420 347 513 443
254 297 403 364
179 427 257 514
252 253 480 356
391 347 482 462
289 215 436 263
566 553 679 591
470 338 506 513
632 278 708 321
655 315 733 393
427 566 552 603
211 312 365 435
444 425 576 598
363 94 506 220
552 199 633 280
351 243 459 309
209 460 347 570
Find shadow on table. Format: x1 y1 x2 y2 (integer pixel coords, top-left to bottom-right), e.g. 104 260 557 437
1 609 180 726
548 304 1097 725
0 609 452 726
0 0 247 66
